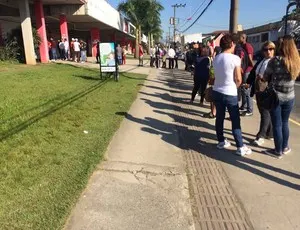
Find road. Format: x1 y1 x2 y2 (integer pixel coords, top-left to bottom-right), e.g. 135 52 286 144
291 82 300 123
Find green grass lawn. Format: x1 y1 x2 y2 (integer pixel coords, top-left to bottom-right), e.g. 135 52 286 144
0 63 146 229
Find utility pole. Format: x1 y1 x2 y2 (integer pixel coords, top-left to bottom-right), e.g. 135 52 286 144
229 0 239 33
171 3 186 46
168 26 171 45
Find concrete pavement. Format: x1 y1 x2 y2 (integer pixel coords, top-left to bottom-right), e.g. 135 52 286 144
64 61 300 230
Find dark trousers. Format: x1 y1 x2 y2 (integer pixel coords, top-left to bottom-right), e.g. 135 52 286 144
74 51 80 62
155 58 161 68
96 53 100 63
213 90 244 147
270 98 295 153
150 57 155 67
175 57 178 68
169 58 174 69
191 78 208 103
256 95 273 139
59 49 65 60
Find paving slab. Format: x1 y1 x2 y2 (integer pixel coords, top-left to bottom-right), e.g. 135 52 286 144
64 68 195 230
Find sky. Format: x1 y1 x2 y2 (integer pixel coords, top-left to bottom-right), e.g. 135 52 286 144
107 0 288 37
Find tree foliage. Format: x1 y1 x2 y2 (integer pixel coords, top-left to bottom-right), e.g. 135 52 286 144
118 0 164 57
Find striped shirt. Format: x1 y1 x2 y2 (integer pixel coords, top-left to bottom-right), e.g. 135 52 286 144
264 56 295 101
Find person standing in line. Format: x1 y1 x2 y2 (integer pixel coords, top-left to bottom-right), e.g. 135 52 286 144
155 44 161 69
122 46 127 65
174 46 179 68
80 39 87 63
262 35 300 158
168 46 175 69
162 47 167 68
116 44 123 65
190 46 211 105
63 38 69 60
73 38 81 62
70 38 75 61
50 38 58 61
212 34 252 156
246 41 276 146
59 40 65 60
138 43 144 66
150 46 155 67
96 42 100 63
239 33 254 116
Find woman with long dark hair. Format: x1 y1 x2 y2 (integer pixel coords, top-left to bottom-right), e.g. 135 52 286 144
263 35 300 158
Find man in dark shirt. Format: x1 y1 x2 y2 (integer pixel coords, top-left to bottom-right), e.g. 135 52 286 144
239 33 254 116
190 46 211 105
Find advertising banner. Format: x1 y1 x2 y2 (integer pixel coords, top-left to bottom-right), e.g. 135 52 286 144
99 42 116 72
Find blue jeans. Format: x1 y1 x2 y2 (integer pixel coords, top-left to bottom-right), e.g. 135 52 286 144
81 50 87 62
213 90 244 148
241 72 253 112
270 99 295 153
51 48 57 60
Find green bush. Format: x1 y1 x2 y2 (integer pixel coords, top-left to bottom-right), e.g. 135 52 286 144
1 27 41 63
0 38 19 62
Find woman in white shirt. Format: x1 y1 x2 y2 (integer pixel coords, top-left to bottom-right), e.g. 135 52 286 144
212 34 252 156
246 41 276 146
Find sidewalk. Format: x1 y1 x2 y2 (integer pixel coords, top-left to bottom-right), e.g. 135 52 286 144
64 65 300 230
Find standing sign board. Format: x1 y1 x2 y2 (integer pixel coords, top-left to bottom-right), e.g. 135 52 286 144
99 42 119 81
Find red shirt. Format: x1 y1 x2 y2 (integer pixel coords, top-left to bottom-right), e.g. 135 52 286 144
243 42 254 73
139 45 143 57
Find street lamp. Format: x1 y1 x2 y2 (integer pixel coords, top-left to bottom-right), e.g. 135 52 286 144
171 3 186 45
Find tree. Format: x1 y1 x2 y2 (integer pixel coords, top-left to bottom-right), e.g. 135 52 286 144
118 0 163 58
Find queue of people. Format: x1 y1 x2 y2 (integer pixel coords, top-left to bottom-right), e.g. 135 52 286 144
187 34 300 158
48 38 87 63
149 44 179 69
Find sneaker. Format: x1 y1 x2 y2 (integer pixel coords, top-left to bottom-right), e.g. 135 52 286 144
241 111 253 116
236 145 252 156
266 136 274 141
283 147 291 155
203 112 215 119
252 138 264 146
239 107 246 112
264 149 283 159
217 140 231 149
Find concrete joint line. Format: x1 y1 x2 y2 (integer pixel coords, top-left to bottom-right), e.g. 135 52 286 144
98 167 182 177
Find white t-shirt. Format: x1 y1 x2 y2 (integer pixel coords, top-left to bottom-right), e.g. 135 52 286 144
256 58 271 76
213 53 241 96
168 48 176 58
73 41 80 52
64 41 69 51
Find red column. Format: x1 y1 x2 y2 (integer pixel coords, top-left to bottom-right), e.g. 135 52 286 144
60 15 69 42
34 0 49 63
90 28 100 57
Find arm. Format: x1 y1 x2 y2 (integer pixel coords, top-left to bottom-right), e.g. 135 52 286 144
246 60 260 85
234 66 242 87
246 43 254 67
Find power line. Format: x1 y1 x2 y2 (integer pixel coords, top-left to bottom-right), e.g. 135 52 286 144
178 0 208 29
180 0 215 33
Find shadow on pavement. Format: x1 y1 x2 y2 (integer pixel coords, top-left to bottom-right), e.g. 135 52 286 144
124 69 300 191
